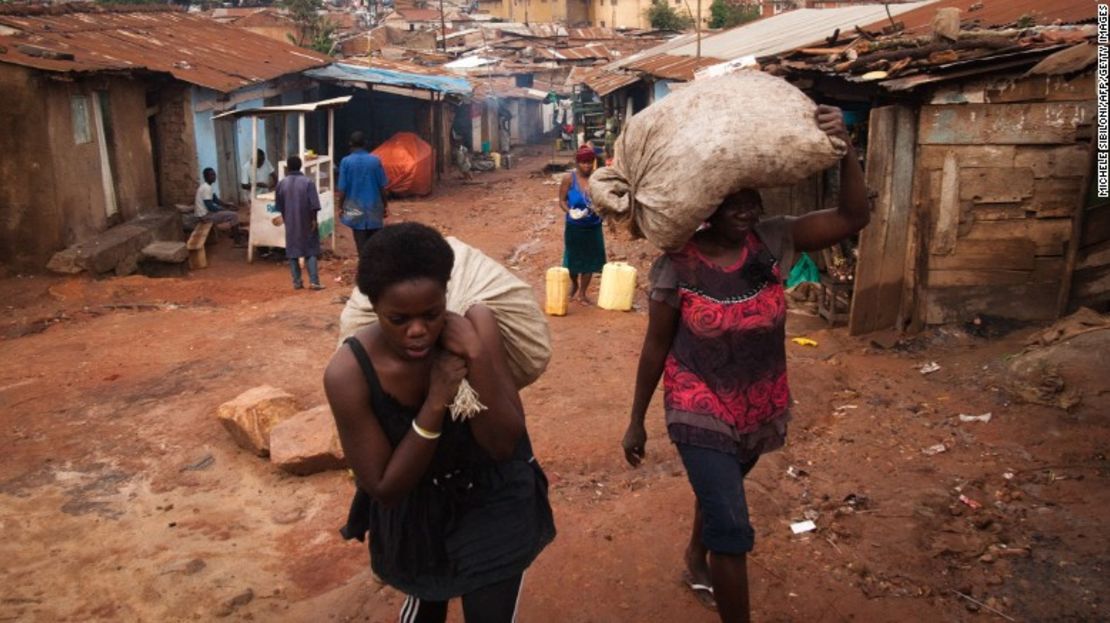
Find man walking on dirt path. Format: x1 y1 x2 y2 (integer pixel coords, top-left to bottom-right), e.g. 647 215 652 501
274 156 324 290
335 131 389 255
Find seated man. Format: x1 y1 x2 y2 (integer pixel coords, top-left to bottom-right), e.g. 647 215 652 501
195 168 246 245
240 148 277 198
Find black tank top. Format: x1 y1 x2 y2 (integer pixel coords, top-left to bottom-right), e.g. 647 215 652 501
339 337 556 601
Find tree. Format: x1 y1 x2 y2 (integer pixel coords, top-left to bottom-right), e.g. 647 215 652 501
282 0 337 55
708 0 760 30
645 0 693 31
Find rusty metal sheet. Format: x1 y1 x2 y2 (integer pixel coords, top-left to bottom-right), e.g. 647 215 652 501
0 4 329 93
861 0 1097 35
579 69 640 96
625 53 724 81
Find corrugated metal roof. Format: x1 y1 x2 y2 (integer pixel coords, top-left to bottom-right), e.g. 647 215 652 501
306 61 472 96
626 53 724 81
568 27 620 40
342 56 461 77
0 4 329 93
861 0 1096 34
533 43 614 62
666 1 939 60
581 69 641 96
393 8 443 22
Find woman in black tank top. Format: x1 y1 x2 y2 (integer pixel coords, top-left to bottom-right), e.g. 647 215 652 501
324 223 554 623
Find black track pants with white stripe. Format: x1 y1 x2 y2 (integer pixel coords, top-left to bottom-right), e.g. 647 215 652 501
399 573 525 623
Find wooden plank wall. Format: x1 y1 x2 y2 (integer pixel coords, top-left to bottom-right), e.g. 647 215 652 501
849 104 916 334
1072 190 1110 309
913 71 1095 325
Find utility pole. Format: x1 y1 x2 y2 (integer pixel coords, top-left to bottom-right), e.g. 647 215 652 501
696 0 701 59
439 0 447 52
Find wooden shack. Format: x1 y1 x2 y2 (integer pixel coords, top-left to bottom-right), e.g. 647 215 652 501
772 20 1104 333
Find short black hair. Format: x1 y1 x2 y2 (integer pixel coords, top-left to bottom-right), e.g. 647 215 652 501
286 156 302 172
202 167 216 177
350 131 366 148
358 223 454 303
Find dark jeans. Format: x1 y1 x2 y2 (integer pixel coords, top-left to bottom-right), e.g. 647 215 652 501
676 443 760 554
290 256 319 288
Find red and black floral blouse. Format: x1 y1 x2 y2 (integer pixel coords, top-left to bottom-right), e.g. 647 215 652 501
649 217 795 459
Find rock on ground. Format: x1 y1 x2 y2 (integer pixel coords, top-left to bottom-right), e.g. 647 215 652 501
269 404 346 475
216 386 300 457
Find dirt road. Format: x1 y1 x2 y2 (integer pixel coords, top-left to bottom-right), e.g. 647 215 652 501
1 152 1107 622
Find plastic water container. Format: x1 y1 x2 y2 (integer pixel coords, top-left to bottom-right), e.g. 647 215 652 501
491 152 502 169
598 262 637 311
545 267 571 316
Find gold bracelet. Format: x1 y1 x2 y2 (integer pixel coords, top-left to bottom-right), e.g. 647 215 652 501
411 420 442 440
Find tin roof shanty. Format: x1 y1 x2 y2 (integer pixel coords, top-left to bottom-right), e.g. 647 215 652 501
860 0 1098 36
764 0 1098 94
0 4 330 93
625 54 725 81
664 1 941 60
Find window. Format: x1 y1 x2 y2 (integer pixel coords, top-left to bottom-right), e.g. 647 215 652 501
71 95 91 144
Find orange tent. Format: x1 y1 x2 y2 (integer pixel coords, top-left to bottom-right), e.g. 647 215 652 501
371 132 434 197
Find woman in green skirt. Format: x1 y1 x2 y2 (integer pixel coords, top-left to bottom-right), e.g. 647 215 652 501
558 145 607 305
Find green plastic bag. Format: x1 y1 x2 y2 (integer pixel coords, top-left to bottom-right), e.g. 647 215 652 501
786 252 819 288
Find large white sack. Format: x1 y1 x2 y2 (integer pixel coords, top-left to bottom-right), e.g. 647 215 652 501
338 237 551 417
591 70 847 251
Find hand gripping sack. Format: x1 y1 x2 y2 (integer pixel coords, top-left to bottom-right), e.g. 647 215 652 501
338 237 552 419
590 70 847 251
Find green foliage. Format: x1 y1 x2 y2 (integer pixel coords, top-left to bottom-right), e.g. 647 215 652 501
282 0 337 55
708 0 759 30
645 0 693 31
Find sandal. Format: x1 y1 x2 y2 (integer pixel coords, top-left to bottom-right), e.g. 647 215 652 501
682 570 717 611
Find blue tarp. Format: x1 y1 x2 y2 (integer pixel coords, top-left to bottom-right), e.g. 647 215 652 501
306 63 472 97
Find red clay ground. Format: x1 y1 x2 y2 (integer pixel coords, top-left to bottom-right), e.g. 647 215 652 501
1 151 1107 622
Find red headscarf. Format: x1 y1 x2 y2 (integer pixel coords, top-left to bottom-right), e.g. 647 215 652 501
576 145 596 164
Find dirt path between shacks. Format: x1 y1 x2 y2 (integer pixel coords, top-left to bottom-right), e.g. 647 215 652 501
1 151 1107 622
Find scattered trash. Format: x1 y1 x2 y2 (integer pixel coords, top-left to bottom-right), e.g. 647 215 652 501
1003 472 1015 480
842 493 871 511
919 361 941 375
791 337 819 347
965 314 1025 339
786 465 808 479
834 404 858 411
958 412 993 423
951 590 1017 622
181 453 214 472
790 520 817 534
958 495 982 510
803 509 820 521
922 443 948 456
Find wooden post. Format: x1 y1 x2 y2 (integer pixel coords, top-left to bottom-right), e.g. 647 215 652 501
298 112 306 160
1056 141 1098 316
328 108 336 252
848 105 918 335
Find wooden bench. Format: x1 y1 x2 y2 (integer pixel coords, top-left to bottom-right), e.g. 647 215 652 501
186 221 214 269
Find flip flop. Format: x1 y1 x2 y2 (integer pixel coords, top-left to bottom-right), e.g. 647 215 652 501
682 570 717 611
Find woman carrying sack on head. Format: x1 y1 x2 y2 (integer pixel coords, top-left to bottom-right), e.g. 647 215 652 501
325 223 555 623
622 106 870 623
558 145 606 305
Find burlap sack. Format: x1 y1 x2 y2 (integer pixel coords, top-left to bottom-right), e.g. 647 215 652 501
338 237 551 419
591 70 847 251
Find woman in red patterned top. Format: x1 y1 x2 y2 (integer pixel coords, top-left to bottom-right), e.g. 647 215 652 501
622 106 870 623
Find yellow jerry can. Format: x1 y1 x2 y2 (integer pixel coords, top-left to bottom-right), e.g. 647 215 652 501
598 262 637 311
545 266 571 316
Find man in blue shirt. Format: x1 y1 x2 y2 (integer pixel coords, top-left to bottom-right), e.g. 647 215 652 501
335 131 389 253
